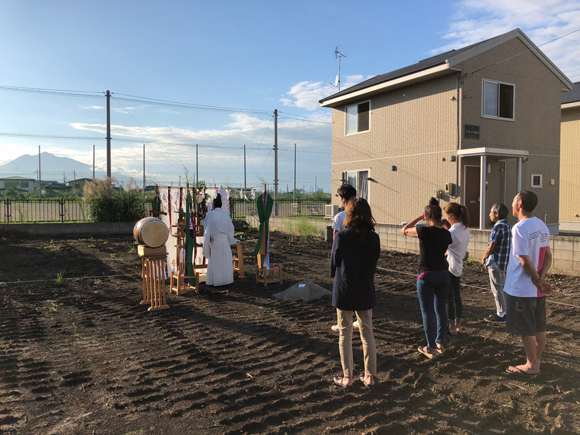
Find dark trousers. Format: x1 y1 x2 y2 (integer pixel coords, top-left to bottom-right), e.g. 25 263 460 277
417 269 449 349
447 272 463 324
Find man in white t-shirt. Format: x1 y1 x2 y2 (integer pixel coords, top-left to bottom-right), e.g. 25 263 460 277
332 184 357 239
331 183 357 332
504 191 552 377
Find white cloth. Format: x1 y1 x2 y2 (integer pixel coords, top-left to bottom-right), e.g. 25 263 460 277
202 208 237 286
332 210 346 232
504 217 550 298
446 223 470 277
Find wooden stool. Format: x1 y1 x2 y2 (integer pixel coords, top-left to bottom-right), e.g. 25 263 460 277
232 240 257 279
255 254 283 287
138 245 169 311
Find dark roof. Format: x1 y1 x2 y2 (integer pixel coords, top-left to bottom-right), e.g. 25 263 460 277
562 82 580 104
320 31 514 104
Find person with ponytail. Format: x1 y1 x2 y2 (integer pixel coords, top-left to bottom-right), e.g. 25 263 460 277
402 199 452 359
442 203 470 336
330 197 380 387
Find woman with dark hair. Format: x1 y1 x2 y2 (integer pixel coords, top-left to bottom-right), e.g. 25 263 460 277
330 197 380 387
442 202 470 335
402 199 452 359
202 193 238 286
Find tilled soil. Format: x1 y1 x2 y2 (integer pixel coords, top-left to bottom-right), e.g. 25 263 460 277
0 229 579 434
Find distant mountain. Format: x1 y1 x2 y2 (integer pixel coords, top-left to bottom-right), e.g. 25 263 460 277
0 152 112 183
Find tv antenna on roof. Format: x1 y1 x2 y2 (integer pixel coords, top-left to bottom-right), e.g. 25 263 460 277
331 47 346 91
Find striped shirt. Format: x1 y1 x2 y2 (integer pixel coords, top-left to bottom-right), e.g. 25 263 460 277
485 219 511 271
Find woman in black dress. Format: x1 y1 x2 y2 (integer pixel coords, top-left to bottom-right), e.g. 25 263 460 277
331 197 380 387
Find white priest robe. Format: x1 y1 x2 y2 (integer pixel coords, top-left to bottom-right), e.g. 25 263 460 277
202 207 237 286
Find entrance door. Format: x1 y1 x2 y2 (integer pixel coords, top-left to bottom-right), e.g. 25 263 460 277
464 166 480 228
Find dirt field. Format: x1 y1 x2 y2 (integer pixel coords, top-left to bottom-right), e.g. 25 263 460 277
1 226 580 435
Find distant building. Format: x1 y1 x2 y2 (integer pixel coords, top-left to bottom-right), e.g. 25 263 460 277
66 178 93 191
0 176 35 193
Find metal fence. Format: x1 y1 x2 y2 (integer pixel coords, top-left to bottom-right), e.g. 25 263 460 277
1 198 91 223
1 197 330 223
231 199 330 219
0 198 155 223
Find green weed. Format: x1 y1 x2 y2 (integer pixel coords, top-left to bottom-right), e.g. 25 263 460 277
56 270 65 285
128 246 137 254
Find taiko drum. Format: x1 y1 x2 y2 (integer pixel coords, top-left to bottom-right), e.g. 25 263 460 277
133 217 169 248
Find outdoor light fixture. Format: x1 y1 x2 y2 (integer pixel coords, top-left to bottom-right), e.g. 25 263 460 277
450 155 457 162
391 166 397 171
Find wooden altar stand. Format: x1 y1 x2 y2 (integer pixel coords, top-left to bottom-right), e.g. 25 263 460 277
169 224 206 295
138 245 169 311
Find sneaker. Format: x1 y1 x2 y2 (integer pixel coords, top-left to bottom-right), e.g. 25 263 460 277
484 314 506 324
332 322 360 332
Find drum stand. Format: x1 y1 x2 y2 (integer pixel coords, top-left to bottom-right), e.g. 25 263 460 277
138 245 169 311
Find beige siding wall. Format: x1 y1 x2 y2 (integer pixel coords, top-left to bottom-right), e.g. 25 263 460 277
331 74 459 224
560 107 580 223
458 38 563 227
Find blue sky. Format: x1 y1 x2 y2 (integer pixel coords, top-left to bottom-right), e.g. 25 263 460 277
1 0 579 191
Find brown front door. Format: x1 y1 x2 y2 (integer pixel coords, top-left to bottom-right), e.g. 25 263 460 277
464 166 480 228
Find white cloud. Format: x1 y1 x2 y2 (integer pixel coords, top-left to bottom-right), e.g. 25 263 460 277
433 0 580 81
80 105 104 110
280 75 368 111
66 111 331 187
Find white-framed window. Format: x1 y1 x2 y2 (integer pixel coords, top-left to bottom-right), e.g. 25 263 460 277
20 182 29 188
343 170 369 201
531 174 543 188
345 101 370 135
482 79 515 120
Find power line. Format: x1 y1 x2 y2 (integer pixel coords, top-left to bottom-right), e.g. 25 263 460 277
277 112 333 124
0 85 103 97
114 93 272 114
465 26 580 77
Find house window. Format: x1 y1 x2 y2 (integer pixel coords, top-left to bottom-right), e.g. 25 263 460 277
344 170 369 201
21 182 29 188
346 101 370 134
531 174 543 188
482 79 514 120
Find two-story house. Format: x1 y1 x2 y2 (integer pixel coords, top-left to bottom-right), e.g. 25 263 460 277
560 83 580 232
0 176 36 193
320 28 573 234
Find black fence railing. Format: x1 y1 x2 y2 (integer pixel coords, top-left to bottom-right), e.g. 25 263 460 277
231 199 330 219
1 198 154 223
0 197 330 223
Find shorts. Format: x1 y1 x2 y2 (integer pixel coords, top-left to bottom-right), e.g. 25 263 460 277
505 294 546 336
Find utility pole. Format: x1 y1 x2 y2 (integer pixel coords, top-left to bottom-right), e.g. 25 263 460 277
243 144 247 192
142 143 146 200
315 176 317 192
195 144 199 187
73 170 76 182
63 171 66 183
38 146 41 200
92 145 95 179
106 90 111 178
274 109 278 216
293 143 296 202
